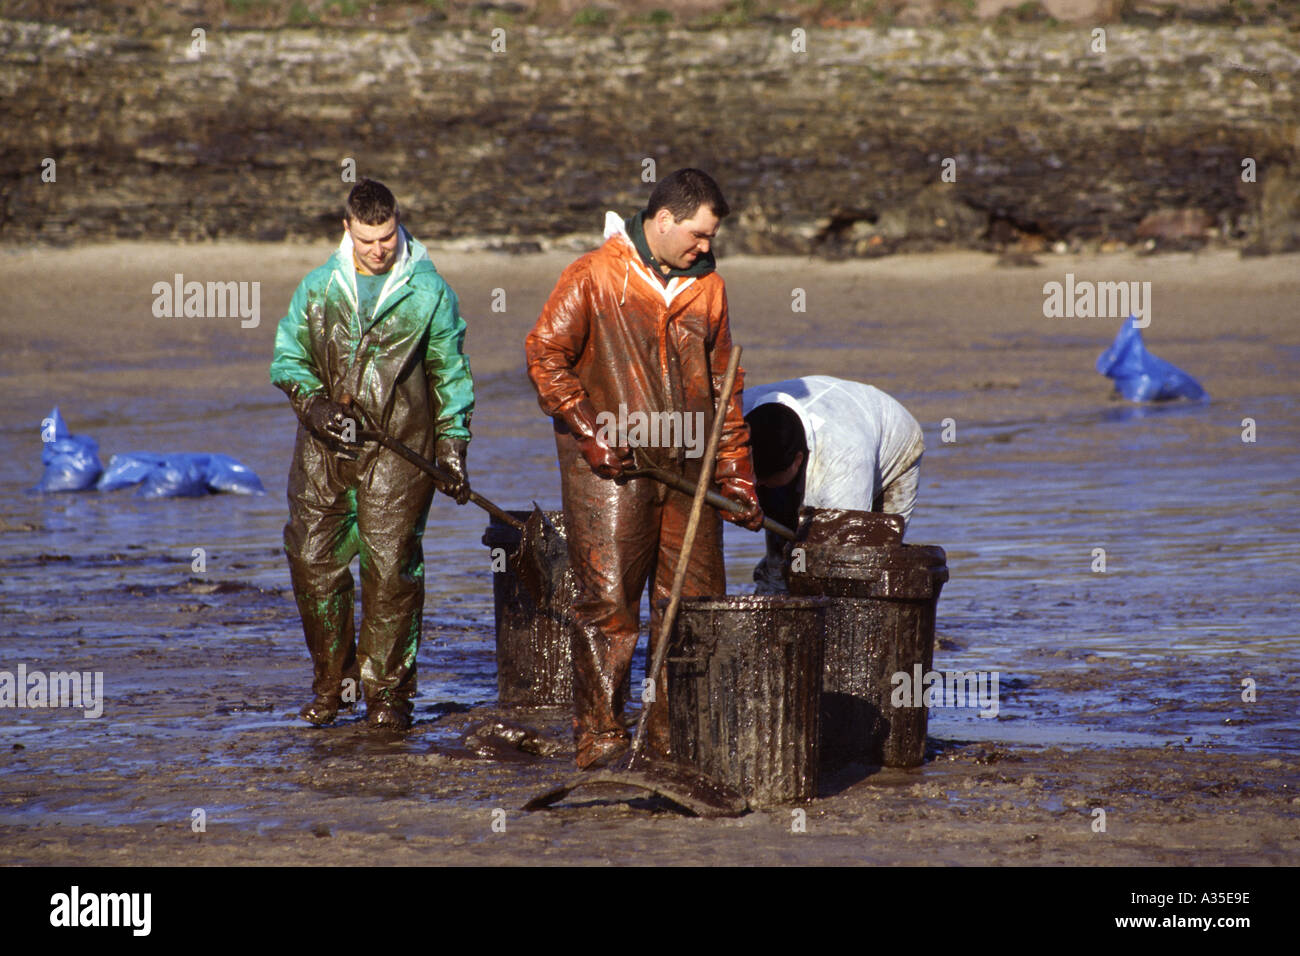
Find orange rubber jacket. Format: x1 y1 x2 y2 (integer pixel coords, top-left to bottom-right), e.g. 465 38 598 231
525 213 755 486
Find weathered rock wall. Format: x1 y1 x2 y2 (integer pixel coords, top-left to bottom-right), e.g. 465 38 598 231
4 20 1298 253
4 1 1296 31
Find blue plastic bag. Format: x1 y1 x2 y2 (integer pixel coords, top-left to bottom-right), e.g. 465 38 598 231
204 453 267 495
35 407 265 497
98 452 168 492
138 454 211 498
34 407 103 493
98 451 265 497
1096 319 1208 403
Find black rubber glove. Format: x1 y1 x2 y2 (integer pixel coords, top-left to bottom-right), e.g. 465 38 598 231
435 438 471 505
303 396 360 456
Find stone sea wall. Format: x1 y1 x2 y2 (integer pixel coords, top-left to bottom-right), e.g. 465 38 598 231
3 11 1298 254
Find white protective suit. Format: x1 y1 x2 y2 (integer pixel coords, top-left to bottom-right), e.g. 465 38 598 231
743 375 924 592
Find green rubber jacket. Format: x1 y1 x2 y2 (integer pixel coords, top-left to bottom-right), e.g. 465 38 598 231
270 226 474 451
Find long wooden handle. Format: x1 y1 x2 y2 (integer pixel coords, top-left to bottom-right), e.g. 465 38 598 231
340 394 527 532
629 345 744 760
627 462 795 541
355 427 526 532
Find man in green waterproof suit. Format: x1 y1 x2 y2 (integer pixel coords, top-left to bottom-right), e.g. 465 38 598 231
270 179 475 731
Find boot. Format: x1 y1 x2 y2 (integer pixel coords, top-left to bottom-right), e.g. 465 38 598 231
576 729 630 769
299 694 341 726
366 697 413 731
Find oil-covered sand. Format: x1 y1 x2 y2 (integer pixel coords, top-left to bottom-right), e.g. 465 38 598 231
0 244 1296 864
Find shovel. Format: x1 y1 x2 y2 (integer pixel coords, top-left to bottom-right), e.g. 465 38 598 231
523 347 751 819
340 396 567 606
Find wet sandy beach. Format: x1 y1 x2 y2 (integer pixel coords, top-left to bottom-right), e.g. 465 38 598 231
0 243 1297 865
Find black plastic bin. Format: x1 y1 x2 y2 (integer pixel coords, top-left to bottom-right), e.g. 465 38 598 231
667 595 831 807
786 507 949 769
481 510 578 707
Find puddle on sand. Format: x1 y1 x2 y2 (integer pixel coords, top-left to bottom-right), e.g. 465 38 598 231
1 368 1298 825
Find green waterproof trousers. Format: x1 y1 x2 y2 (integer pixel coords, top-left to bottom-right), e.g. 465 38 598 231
284 430 436 714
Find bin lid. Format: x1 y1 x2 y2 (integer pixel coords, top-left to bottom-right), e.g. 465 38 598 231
793 538 946 572
788 542 948 599
665 595 835 612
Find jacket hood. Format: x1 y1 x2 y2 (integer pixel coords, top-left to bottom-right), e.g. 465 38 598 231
604 210 636 253
742 386 820 472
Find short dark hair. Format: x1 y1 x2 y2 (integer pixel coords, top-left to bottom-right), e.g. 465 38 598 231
745 402 807 480
345 179 399 225
647 168 730 222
